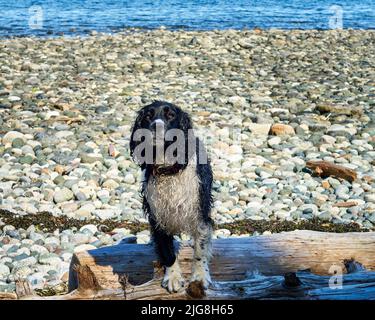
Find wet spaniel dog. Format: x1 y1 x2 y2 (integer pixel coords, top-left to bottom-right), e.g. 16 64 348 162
130 101 213 292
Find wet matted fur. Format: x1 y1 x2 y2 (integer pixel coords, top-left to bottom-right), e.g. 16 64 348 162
129 101 213 292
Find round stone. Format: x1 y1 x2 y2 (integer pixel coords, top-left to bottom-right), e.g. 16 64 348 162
8 96 21 102
364 194 375 203
268 136 281 147
102 179 120 189
74 203 96 218
38 253 62 266
80 153 103 164
11 138 25 148
54 188 74 203
19 155 33 164
335 185 350 200
300 204 318 216
0 264 10 279
79 224 98 235
2 131 25 144
124 173 136 184
97 190 110 203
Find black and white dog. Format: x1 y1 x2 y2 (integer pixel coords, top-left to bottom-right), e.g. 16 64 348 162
129 101 213 293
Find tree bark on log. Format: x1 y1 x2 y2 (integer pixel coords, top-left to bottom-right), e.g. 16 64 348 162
7 230 375 300
306 160 357 182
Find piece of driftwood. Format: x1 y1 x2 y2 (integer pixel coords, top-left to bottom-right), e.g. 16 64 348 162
16 260 375 300
0 292 17 300
67 230 375 292
306 160 357 182
8 230 375 300
334 201 358 208
15 279 35 298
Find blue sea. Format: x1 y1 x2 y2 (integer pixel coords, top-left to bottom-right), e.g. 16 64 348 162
0 0 374 38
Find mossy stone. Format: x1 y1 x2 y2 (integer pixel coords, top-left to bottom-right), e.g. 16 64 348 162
11 138 25 148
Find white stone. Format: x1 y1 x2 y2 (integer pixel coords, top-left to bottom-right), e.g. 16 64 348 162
55 131 74 139
54 188 74 203
97 189 110 203
228 96 248 108
2 131 25 144
27 272 45 289
0 264 10 279
124 173 136 184
102 179 120 189
8 96 21 102
365 194 375 203
74 244 97 253
79 224 98 235
268 136 281 147
248 123 271 136
93 209 115 220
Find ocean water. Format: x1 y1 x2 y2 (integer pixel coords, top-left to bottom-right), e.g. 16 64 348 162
0 0 374 38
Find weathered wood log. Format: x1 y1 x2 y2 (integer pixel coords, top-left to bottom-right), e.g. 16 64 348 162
67 230 375 293
306 160 357 182
333 201 358 208
16 259 375 300
15 279 35 298
6 230 375 300
0 292 17 300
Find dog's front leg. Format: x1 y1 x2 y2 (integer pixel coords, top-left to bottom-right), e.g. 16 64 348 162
190 222 213 289
151 222 185 292
162 258 184 293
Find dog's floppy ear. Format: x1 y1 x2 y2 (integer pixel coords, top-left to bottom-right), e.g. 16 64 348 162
129 109 145 167
180 110 193 131
180 110 195 163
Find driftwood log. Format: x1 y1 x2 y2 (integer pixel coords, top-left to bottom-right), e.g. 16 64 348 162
7 230 375 300
306 160 357 182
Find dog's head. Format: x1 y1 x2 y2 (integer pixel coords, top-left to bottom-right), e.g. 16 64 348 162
130 101 194 173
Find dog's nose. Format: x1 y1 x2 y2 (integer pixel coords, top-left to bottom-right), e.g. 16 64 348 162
150 119 165 133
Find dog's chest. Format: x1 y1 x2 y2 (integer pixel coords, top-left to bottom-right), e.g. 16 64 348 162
145 160 200 235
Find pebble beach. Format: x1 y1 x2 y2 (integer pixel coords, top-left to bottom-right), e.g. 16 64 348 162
0 29 374 294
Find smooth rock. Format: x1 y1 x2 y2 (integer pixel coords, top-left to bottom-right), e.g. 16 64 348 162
270 124 295 136
2 131 25 144
54 188 74 203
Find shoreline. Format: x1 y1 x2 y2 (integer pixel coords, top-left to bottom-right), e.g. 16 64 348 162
0 27 374 41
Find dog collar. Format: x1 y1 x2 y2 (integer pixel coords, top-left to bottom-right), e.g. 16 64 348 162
153 165 183 176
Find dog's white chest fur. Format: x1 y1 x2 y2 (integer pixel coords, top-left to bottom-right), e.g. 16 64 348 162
145 156 200 236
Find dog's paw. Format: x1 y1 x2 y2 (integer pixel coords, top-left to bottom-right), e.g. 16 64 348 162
190 264 212 289
162 263 185 293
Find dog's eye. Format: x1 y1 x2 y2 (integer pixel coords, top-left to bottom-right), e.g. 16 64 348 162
163 107 175 120
144 113 152 121
165 110 175 120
